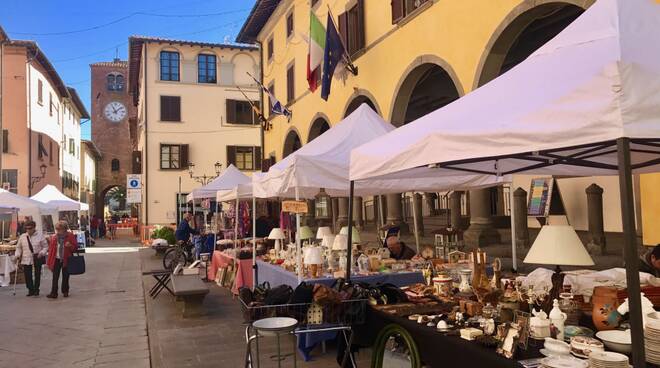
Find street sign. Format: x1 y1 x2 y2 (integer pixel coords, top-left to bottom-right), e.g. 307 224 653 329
127 174 142 190
282 200 308 214
126 188 142 204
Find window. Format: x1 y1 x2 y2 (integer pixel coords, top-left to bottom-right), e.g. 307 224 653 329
267 37 274 62
160 144 188 170
69 138 75 155
37 134 46 159
63 135 67 150
286 11 294 39
111 159 120 172
107 73 125 91
311 0 320 8
160 51 180 81
2 129 8 153
49 93 53 116
287 63 295 104
160 96 181 122
1 169 18 193
226 100 259 124
338 0 365 57
227 146 261 171
37 80 43 105
198 54 217 83
391 0 429 24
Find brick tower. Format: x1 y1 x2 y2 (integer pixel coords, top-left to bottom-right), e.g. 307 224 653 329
90 59 135 217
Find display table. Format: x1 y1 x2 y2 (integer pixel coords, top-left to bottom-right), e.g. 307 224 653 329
0 254 16 287
256 260 425 289
207 251 253 294
350 307 541 367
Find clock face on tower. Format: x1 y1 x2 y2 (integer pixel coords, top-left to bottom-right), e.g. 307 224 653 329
104 101 127 122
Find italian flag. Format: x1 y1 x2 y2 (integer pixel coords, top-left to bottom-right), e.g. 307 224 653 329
307 11 326 92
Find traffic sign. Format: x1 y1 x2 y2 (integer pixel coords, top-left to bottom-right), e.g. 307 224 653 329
126 188 142 204
127 174 142 189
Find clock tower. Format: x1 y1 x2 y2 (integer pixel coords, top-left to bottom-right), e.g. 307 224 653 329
90 58 136 217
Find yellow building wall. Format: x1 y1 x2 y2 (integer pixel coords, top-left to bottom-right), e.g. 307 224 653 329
641 174 660 246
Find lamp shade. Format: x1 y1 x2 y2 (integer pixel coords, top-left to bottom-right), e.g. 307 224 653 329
339 226 360 243
523 225 594 266
316 226 332 240
332 234 348 250
298 226 314 240
304 246 323 264
321 235 336 249
268 228 286 240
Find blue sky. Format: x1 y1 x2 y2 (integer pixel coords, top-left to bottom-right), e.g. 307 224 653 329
1 0 256 139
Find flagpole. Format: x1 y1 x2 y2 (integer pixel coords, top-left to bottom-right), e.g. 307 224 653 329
236 84 269 130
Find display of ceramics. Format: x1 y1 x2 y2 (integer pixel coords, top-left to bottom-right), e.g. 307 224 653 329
540 355 589 368
563 325 594 343
569 336 604 358
644 319 660 365
458 269 472 293
432 275 453 296
595 330 631 354
587 351 629 368
544 337 571 356
591 286 621 331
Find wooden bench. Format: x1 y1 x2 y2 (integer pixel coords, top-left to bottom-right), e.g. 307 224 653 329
171 275 209 318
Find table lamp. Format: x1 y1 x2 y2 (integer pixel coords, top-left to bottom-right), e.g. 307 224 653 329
332 234 349 273
298 226 314 245
304 246 323 278
268 228 286 256
316 226 333 242
339 226 361 244
524 225 594 306
321 234 336 250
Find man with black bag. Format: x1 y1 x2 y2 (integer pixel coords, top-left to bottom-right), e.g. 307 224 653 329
13 220 47 296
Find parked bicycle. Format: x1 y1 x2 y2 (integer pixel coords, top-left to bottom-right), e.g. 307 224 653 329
162 240 195 270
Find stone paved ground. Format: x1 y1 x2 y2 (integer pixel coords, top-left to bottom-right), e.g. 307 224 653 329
0 240 149 368
140 248 372 368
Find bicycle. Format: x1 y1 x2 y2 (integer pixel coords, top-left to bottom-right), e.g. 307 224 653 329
162 240 195 270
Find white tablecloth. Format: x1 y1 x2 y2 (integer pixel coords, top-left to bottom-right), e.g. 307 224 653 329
0 254 16 287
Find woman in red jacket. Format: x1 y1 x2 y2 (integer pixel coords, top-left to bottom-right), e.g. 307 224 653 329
47 221 78 298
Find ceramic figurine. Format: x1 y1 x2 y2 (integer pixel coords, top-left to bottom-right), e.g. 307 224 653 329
549 299 568 341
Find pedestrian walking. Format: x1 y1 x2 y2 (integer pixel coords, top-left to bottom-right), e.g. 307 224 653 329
90 215 99 239
13 220 47 296
47 221 78 299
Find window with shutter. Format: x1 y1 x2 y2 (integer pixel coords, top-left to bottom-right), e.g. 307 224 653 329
267 37 274 62
254 146 262 170
340 0 365 57
391 0 404 23
287 63 295 104
268 83 275 117
393 0 429 24
160 144 186 170
311 0 320 8
338 12 348 49
2 130 7 153
226 100 237 123
37 80 43 105
286 11 294 39
226 146 236 167
160 96 181 122
180 144 189 168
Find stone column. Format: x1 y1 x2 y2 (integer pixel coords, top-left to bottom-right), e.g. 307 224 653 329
464 188 500 247
386 193 409 234
425 192 438 216
586 183 606 254
413 193 424 237
353 196 363 230
337 197 350 228
450 191 463 230
513 187 530 249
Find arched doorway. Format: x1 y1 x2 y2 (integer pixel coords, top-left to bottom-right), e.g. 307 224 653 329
344 95 378 118
390 62 461 126
100 185 128 218
282 130 302 158
308 117 330 143
466 1 588 248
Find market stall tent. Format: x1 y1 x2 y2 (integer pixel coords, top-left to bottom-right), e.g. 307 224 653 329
0 189 57 232
185 164 251 202
349 0 660 366
31 184 89 211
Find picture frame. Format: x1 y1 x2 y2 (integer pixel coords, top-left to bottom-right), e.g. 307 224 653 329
216 266 227 286
514 310 531 350
497 325 520 359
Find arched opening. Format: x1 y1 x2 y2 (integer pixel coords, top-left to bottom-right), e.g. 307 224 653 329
390 63 460 127
308 117 330 143
282 130 301 158
344 95 377 118
476 2 586 88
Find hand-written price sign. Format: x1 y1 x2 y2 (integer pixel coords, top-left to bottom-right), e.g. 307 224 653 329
282 200 308 214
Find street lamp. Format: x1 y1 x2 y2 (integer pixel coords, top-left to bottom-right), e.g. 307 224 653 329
188 161 222 185
29 164 47 189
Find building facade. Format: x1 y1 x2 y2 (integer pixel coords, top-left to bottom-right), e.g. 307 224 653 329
81 140 101 215
128 36 261 225
90 59 136 217
235 0 660 246
1 38 88 198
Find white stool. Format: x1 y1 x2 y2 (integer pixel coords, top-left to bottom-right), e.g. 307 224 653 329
245 317 298 368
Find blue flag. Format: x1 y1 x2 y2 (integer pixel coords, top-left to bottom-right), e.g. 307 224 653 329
247 72 292 121
321 13 346 101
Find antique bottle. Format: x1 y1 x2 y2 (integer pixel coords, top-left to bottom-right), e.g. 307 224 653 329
549 298 568 341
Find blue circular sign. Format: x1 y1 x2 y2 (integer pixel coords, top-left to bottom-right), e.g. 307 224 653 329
129 179 139 188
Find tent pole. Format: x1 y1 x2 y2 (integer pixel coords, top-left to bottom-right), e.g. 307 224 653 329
213 201 218 248
252 194 257 288
235 196 239 248
617 137 645 368
295 187 302 283
346 181 354 282
411 192 420 253
378 195 385 241
509 186 518 272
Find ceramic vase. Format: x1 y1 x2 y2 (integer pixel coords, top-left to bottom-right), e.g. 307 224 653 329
591 286 621 331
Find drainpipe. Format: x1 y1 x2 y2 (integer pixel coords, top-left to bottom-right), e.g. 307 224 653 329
27 56 32 196
256 40 265 166
0 37 4 177
143 43 149 225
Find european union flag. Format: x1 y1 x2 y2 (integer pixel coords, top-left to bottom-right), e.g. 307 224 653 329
321 13 346 101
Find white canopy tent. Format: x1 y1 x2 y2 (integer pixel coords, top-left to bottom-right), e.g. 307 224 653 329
185 164 251 202
31 184 89 211
349 1 660 365
0 189 57 232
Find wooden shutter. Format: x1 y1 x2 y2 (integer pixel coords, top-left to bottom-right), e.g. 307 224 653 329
179 144 189 170
261 158 272 172
226 99 237 123
254 146 262 171
391 0 404 24
226 145 236 167
287 64 295 103
161 96 181 121
355 0 365 52
2 130 7 153
338 12 348 49
132 151 142 174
